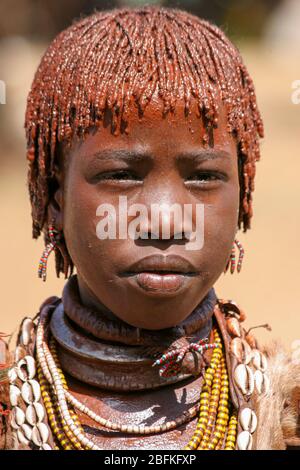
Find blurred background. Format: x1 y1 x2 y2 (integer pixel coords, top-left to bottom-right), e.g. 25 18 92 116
0 0 299 351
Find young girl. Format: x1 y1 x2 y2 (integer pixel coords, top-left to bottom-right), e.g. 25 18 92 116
1 5 299 450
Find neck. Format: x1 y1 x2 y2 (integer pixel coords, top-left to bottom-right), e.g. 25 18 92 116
50 275 217 391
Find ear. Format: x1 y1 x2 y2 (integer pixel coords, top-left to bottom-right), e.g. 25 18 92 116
46 163 64 231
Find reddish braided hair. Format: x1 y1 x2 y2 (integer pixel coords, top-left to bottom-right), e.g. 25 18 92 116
25 5 264 277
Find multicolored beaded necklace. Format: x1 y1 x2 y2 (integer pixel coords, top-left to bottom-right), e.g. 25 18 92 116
35 304 238 450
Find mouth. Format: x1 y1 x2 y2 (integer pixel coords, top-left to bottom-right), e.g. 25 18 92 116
120 254 199 294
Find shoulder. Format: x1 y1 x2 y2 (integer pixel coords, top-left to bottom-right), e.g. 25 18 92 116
254 338 300 449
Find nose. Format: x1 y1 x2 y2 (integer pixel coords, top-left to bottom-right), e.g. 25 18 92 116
133 177 198 243
137 202 194 242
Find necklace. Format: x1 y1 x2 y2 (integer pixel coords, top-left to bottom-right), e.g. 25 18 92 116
48 274 217 392
9 296 269 451
50 301 214 391
34 303 238 450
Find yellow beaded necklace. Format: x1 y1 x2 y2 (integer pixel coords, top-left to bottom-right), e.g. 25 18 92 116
37 325 238 450
184 329 238 450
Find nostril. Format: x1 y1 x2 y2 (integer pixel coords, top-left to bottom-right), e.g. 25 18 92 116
139 231 160 240
138 230 188 240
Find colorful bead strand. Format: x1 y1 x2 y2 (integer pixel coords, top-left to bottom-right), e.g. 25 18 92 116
234 239 244 273
183 329 222 450
230 245 236 274
183 329 237 451
38 225 57 281
224 412 238 450
205 358 230 450
152 338 220 378
199 360 223 449
38 365 76 450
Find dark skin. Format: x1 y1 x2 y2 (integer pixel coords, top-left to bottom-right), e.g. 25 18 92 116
47 90 240 448
51 89 240 331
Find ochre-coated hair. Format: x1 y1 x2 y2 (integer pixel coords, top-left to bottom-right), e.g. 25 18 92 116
25 5 264 277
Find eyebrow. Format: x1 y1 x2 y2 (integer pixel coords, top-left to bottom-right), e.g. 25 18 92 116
86 148 232 163
176 148 231 163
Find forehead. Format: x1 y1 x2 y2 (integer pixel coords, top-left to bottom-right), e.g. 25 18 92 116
64 88 237 162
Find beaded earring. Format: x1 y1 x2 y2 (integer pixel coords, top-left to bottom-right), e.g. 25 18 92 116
224 239 244 274
38 222 73 281
38 224 58 281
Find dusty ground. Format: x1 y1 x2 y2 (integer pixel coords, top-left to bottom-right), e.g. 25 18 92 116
0 43 299 353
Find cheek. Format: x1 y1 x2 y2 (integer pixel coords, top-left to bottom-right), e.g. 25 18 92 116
62 178 135 284
203 181 240 270
209 181 240 232
62 178 111 273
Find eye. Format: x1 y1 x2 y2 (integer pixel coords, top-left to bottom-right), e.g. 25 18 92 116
93 170 142 182
185 171 225 184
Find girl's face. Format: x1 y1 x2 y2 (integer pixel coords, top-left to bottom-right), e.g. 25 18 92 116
56 90 240 330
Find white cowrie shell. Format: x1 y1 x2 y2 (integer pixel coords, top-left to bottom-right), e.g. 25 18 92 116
241 339 253 365
21 423 33 441
21 379 41 404
11 406 25 429
234 363 254 396
237 430 253 450
26 403 45 426
15 406 25 426
17 359 28 382
7 367 17 384
230 338 252 365
10 417 19 430
11 415 20 430
252 350 268 372
254 370 270 394
240 407 257 433
9 384 21 407
25 405 37 426
29 379 41 401
17 428 29 446
40 443 52 450
21 382 33 404
17 356 36 381
17 356 36 382
25 356 36 380
21 318 35 346
239 339 253 365
32 422 49 446
261 353 268 371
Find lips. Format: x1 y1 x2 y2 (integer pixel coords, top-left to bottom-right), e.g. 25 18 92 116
121 254 199 294
125 254 198 274
135 272 186 292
